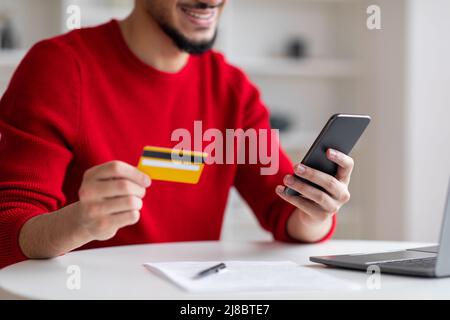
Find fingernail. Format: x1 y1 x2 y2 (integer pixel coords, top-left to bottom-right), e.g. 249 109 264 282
275 185 284 194
144 175 151 187
295 165 306 175
328 149 337 158
284 175 295 185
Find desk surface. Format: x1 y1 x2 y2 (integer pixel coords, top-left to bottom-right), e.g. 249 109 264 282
1 240 448 300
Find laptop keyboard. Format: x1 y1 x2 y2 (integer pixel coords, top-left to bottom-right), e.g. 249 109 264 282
379 257 437 269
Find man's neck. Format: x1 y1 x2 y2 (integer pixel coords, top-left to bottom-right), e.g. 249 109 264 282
119 7 189 73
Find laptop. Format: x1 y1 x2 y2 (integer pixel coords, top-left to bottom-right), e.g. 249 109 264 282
310 179 450 277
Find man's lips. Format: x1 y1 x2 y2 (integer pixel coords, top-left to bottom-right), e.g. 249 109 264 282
179 5 218 28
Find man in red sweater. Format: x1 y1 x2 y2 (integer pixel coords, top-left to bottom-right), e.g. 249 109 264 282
0 0 354 268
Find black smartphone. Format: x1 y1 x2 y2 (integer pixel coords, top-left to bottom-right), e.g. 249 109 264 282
284 113 371 196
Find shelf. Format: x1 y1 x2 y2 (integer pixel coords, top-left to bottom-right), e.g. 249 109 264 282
229 57 359 78
239 0 357 3
79 9 130 28
0 50 26 69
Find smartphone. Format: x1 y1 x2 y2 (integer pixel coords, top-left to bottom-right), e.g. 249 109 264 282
284 113 371 196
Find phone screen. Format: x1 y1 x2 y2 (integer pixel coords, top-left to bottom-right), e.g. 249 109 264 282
284 114 371 196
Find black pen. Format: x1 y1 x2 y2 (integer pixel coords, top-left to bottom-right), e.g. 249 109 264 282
193 263 227 280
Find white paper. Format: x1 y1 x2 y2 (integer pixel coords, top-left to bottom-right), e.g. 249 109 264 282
144 261 361 293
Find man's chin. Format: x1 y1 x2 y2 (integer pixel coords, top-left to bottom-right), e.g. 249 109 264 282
160 23 218 54
182 30 216 44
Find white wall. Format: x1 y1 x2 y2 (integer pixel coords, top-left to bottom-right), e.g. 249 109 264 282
0 0 62 48
405 0 450 242
356 0 450 242
357 0 409 240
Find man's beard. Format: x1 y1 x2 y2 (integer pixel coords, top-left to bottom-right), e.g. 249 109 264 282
159 22 218 55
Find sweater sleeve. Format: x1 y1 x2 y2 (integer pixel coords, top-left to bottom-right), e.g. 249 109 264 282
231 69 336 243
0 39 80 268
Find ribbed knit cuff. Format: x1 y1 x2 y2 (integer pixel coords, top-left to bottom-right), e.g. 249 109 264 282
0 208 44 269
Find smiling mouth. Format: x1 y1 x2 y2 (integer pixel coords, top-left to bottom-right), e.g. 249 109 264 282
181 7 215 20
179 4 219 27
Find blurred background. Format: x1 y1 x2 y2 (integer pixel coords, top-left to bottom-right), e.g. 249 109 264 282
0 0 449 243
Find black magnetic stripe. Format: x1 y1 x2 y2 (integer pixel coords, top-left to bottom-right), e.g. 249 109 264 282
142 150 205 163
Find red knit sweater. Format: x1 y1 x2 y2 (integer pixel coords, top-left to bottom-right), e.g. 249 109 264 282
0 20 335 268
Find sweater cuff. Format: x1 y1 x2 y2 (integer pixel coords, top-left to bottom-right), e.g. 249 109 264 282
0 208 43 268
274 206 337 243
272 202 297 242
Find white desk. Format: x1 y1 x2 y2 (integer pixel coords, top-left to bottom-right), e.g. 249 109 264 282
0 240 448 300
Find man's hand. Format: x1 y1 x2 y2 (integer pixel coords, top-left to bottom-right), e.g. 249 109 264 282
19 161 151 259
76 161 151 241
276 149 354 242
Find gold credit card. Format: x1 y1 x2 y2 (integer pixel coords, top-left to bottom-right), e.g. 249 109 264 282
137 146 208 184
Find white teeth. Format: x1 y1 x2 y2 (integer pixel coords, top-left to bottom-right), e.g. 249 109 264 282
182 8 214 20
